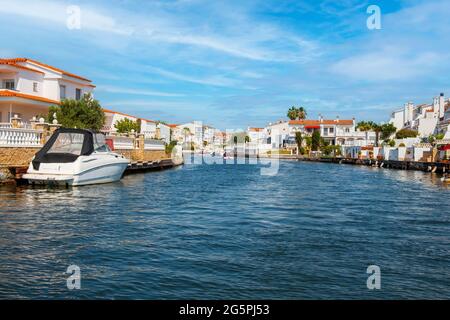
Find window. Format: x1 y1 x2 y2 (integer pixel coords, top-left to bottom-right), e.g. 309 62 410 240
330 128 334 134
3 79 15 90
324 128 329 135
33 82 38 92
60 85 66 100
345 128 350 133
48 133 84 155
75 88 82 100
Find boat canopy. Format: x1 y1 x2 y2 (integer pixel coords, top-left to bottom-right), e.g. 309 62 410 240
32 128 105 170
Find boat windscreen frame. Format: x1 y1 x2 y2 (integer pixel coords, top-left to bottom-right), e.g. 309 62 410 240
32 128 95 170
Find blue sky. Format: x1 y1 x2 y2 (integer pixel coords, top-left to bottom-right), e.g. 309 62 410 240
2 0 450 129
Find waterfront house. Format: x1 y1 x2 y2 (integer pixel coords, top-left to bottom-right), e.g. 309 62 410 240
389 93 448 137
288 116 373 146
177 121 205 149
102 109 171 143
265 121 289 149
247 127 267 145
0 58 94 124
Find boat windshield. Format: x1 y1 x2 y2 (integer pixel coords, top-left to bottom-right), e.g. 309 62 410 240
93 133 111 152
47 132 85 155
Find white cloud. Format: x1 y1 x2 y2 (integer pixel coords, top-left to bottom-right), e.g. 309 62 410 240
0 0 318 62
331 50 442 81
96 85 185 97
144 66 241 87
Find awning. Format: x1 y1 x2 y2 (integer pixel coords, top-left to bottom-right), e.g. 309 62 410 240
305 125 320 129
438 144 450 151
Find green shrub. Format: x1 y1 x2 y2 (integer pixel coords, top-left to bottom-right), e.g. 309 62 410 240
395 128 418 139
299 147 306 155
165 141 178 154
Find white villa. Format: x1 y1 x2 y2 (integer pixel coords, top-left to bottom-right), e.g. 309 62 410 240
102 109 171 143
390 93 448 137
287 117 375 147
266 121 290 149
0 58 95 124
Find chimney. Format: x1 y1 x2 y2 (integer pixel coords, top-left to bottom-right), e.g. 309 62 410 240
439 93 445 118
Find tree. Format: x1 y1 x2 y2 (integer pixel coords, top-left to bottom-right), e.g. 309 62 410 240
165 140 178 154
311 130 321 151
287 106 307 120
47 93 105 130
366 122 382 147
295 132 303 150
380 123 397 142
245 136 250 143
298 107 307 120
356 121 372 132
395 128 418 139
357 121 397 146
114 118 140 134
287 107 298 120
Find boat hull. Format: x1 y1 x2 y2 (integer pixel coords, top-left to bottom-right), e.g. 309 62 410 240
23 153 130 186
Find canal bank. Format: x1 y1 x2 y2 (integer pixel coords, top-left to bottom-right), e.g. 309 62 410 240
298 156 450 175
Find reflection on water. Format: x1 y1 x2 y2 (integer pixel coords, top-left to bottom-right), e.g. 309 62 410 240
0 161 449 299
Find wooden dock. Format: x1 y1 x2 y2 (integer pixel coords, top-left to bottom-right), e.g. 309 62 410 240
124 158 182 174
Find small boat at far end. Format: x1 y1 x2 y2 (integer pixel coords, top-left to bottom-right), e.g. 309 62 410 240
23 128 130 186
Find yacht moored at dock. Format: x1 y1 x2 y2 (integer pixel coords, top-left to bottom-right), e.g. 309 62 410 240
23 128 129 186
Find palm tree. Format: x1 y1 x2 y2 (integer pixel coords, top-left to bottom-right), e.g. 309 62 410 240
368 122 382 147
183 127 191 146
287 107 298 120
356 121 372 132
356 121 372 145
297 107 307 120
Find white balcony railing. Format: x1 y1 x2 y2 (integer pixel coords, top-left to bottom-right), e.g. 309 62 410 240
107 136 134 150
144 138 165 151
0 127 43 147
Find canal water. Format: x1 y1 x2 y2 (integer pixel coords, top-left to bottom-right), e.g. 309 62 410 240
0 160 449 299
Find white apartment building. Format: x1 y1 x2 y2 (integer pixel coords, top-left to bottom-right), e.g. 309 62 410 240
390 93 448 137
0 58 95 123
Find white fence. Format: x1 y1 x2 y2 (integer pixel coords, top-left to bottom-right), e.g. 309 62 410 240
108 136 134 150
0 128 43 147
144 138 165 151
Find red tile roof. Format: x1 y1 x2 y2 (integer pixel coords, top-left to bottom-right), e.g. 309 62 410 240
289 119 354 126
248 127 264 132
0 60 45 75
102 108 156 124
0 58 92 82
0 90 60 105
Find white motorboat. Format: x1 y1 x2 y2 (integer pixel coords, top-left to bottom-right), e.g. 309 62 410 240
23 128 130 186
